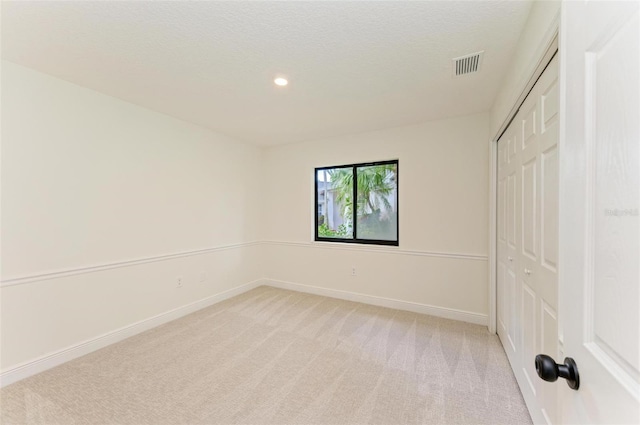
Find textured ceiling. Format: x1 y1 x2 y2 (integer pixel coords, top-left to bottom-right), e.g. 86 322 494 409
2 1 532 146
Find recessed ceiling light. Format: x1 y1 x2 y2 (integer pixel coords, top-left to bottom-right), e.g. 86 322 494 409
274 77 288 86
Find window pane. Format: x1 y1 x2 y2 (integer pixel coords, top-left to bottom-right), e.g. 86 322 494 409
317 167 353 239
355 164 397 241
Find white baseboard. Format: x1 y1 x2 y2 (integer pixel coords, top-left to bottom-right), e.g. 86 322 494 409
0 279 263 388
264 279 487 326
1 278 486 388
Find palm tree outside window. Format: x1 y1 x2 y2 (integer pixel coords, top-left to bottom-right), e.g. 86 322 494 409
314 160 398 246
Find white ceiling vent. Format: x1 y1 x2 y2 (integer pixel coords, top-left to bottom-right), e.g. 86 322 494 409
452 51 484 77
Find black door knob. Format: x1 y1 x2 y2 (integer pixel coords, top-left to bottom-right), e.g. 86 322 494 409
535 354 580 390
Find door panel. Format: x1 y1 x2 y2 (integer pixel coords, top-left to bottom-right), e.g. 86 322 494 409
499 179 506 243
497 54 559 424
541 80 559 132
541 147 558 272
499 127 519 363
590 13 639 372
508 132 517 164
522 282 538 395
540 301 558 358
498 262 506 333
522 104 537 150
507 268 517 353
540 300 559 424
498 162 508 336
560 1 640 423
522 158 537 261
508 172 517 248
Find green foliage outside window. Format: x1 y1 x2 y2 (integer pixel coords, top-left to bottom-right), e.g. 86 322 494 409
316 161 398 244
318 223 350 238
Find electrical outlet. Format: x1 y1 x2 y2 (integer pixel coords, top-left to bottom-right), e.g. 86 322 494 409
351 267 357 276
176 276 183 288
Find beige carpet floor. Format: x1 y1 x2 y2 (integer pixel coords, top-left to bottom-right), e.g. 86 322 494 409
0 286 532 425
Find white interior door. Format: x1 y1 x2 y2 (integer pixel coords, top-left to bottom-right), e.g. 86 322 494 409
497 54 560 424
497 101 519 367
559 1 640 423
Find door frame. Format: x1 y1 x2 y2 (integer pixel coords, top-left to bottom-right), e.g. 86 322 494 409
488 15 559 334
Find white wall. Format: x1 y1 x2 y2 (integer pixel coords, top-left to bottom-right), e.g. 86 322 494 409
0 62 263 375
490 0 560 137
1 62 493 383
261 113 490 321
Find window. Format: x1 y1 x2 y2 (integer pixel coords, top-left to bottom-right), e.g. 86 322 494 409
315 160 398 246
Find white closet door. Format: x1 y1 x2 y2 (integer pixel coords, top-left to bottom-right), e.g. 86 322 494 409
497 54 559 424
498 116 519 365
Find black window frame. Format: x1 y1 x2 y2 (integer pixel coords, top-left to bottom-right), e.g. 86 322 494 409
314 160 399 246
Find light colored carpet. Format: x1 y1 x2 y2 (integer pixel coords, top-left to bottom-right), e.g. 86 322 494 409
0 286 532 425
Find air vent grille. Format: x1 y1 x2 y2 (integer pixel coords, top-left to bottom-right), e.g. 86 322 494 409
453 51 484 77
